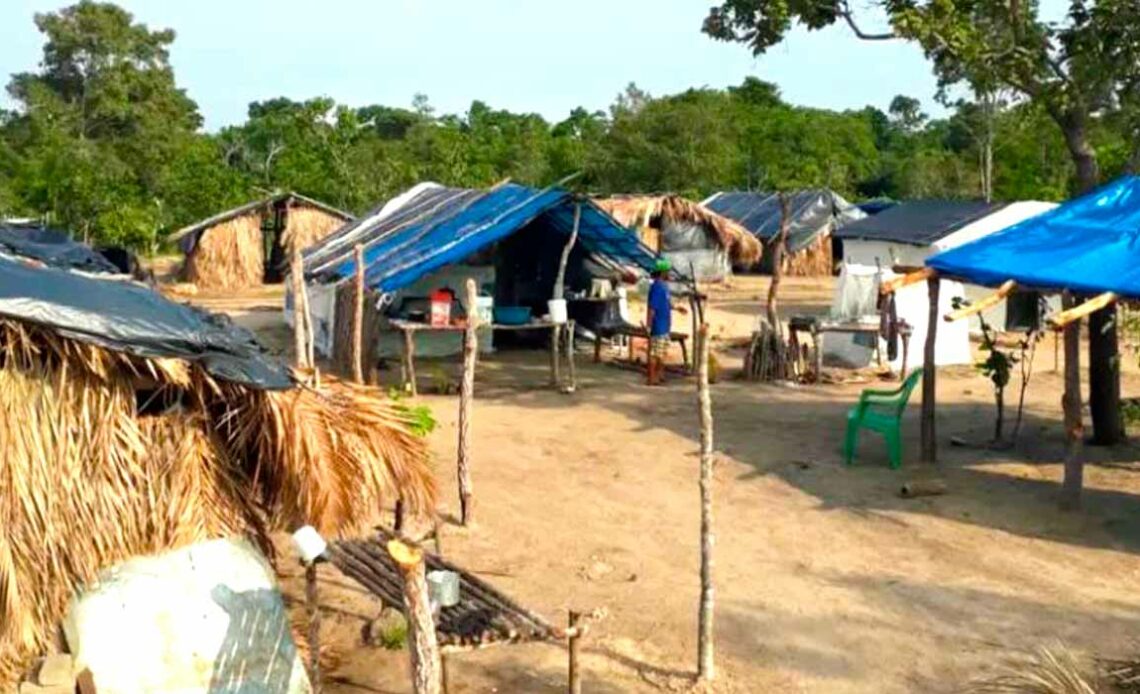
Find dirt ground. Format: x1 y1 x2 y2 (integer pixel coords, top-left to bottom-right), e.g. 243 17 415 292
200 275 1140 693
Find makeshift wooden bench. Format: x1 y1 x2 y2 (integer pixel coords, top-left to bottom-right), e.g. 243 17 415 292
592 325 690 370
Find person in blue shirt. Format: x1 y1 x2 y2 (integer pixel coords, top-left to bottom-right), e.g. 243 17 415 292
645 258 672 385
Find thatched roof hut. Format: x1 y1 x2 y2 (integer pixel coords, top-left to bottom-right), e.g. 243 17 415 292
0 255 434 687
594 195 762 281
169 192 352 291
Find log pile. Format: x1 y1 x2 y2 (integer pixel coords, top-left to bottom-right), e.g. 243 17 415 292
742 319 794 382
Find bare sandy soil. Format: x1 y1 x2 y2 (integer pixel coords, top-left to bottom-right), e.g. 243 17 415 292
204 275 1140 693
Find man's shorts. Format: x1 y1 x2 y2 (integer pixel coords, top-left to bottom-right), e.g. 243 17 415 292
650 334 670 358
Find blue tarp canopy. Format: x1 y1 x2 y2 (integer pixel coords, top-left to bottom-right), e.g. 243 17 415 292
306 183 660 293
926 176 1140 298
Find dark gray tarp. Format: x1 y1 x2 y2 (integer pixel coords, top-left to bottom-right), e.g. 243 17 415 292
0 225 121 274
0 255 293 390
835 200 1008 246
703 190 866 252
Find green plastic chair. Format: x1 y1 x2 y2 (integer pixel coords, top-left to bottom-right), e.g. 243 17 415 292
843 368 924 469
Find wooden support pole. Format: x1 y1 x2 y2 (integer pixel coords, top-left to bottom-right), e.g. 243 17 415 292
458 278 478 526
291 248 308 369
1047 291 1118 330
1060 291 1085 510
550 203 581 389
305 562 322 694
388 540 442 694
900 329 911 382
299 262 316 371
943 280 1017 322
568 611 582 694
403 329 418 397
352 244 365 384
565 319 577 392
881 267 937 295
696 323 715 681
921 276 940 463
551 323 562 387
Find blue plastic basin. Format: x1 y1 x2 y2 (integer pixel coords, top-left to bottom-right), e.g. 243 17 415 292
493 306 532 325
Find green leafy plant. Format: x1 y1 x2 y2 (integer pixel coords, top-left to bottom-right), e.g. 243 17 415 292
387 387 437 437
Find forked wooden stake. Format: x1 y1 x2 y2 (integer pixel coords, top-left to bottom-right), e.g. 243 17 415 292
388 539 442 694
1047 291 1117 330
696 323 715 681
881 267 936 295
352 244 365 383
458 278 478 526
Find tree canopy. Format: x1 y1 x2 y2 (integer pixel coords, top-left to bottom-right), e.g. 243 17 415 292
0 1 1133 251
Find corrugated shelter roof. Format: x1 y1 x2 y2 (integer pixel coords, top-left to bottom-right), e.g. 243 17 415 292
702 189 865 252
0 254 292 389
927 176 1140 297
593 194 763 266
835 200 1009 246
305 182 661 292
0 223 120 274
168 191 353 244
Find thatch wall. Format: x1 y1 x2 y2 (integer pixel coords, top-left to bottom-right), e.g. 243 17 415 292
0 320 435 688
282 206 346 259
595 195 763 267
784 233 834 276
183 213 265 291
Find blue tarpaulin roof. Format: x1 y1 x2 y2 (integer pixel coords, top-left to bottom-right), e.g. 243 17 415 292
305 183 660 292
926 176 1140 297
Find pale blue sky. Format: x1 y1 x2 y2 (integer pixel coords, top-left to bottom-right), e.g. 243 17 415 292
0 0 1067 132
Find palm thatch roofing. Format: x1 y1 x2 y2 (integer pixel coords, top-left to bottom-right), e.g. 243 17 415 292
0 255 435 688
168 192 352 245
594 194 763 266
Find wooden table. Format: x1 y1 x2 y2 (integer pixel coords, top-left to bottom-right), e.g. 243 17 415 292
389 318 577 395
789 316 913 382
593 325 691 371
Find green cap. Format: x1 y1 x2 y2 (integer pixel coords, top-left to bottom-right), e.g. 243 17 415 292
653 258 672 273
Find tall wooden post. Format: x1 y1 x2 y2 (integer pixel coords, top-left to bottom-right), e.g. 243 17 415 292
568 611 583 694
1060 291 1085 510
305 562 322 694
921 276 940 463
1088 303 1122 445
550 203 581 389
696 323 715 681
352 244 366 384
403 329 418 397
389 540 442 694
458 278 478 526
291 248 308 369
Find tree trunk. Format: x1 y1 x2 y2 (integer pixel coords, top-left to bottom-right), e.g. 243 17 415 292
921 276 939 463
458 278 478 526
994 387 1005 443
1057 112 1122 447
1060 292 1085 511
766 193 789 337
696 324 715 681
389 540 442 694
1089 302 1123 445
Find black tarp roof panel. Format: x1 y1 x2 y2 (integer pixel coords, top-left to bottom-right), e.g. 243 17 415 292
834 200 1009 246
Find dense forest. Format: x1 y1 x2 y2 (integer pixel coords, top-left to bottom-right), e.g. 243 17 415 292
0 2 1133 251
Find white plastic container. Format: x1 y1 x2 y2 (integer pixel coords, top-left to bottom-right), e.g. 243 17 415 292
547 298 568 324
427 570 461 609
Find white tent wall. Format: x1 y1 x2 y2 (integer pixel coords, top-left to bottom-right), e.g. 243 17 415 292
828 200 1060 371
828 240 971 369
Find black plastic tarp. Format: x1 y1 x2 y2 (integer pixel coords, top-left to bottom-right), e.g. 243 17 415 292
0 225 121 274
835 200 1008 246
0 255 293 390
703 190 865 252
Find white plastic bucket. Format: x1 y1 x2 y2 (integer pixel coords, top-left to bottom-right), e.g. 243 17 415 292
547 298 568 324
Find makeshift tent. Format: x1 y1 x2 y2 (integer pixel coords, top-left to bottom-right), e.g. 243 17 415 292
593 195 762 281
702 189 866 275
0 255 435 688
169 192 352 290
829 200 1057 369
0 222 122 274
300 182 660 367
